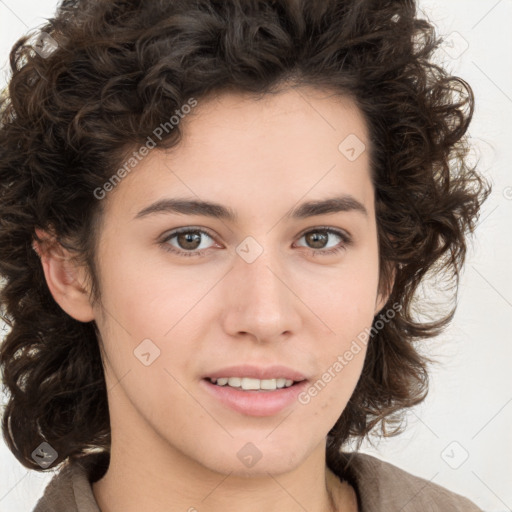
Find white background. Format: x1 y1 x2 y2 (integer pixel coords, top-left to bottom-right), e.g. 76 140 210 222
1 1 511 511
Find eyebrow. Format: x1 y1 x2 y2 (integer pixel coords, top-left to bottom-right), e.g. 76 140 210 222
133 194 368 222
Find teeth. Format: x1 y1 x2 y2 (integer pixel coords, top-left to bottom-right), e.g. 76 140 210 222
210 377 295 390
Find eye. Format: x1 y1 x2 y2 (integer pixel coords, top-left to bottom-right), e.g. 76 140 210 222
294 227 351 256
160 227 217 257
159 226 352 257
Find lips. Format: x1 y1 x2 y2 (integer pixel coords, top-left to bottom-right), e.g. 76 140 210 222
203 364 308 382
201 377 309 416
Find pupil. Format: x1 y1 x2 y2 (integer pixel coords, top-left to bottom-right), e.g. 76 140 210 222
179 231 201 249
307 231 327 249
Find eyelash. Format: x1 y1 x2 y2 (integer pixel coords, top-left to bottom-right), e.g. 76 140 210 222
159 226 352 258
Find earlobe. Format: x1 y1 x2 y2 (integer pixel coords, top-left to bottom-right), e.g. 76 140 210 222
374 263 396 315
33 228 95 323
374 292 388 316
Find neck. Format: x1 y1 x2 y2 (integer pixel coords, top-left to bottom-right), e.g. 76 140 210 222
91 428 355 512
92 373 357 512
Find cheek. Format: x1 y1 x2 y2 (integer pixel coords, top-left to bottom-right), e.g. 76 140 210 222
298 295 370 421
95 243 197 334
303 252 380 341
316 284 376 333
298 250 378 398
92 247 212 391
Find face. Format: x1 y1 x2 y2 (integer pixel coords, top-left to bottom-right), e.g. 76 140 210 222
86 86 386 477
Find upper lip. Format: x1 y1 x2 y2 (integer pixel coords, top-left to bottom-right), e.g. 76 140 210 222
204 364 308 382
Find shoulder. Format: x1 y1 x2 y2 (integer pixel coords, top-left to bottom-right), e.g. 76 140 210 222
329 451 483 512
32 452 107 512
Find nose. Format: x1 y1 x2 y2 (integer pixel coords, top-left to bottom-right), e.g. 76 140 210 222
221 245 302 344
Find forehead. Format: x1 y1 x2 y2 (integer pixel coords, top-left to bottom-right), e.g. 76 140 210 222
101 86 374 222
181 86 368 149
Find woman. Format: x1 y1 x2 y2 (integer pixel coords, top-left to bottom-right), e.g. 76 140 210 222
0 0 490 510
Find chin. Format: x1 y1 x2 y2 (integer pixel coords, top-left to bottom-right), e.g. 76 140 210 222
196 439 306 478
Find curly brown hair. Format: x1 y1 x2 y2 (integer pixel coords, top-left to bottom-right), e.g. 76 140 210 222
0 0 490 472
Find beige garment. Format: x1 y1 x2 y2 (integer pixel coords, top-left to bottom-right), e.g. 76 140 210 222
32 450 482 511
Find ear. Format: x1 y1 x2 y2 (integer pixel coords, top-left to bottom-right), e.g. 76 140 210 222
374 262 396 315
32 228 95 323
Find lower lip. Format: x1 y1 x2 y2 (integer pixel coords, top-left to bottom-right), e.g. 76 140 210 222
200 378 309 417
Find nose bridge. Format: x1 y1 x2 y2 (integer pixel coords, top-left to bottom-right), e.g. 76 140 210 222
224 240 300 340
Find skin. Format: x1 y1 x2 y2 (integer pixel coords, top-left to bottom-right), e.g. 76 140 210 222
35 86 393 512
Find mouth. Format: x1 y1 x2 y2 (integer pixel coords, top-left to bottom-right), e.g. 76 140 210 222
204 376 306 392
200 377 309 416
